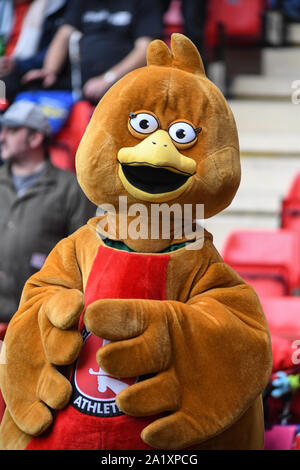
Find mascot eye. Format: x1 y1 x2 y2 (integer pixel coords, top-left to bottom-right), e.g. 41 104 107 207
168 122 200 145
129 112 159 135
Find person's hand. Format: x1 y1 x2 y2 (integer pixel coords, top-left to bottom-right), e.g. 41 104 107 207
22 68 57 88
0 56 15 77
83 76 112 103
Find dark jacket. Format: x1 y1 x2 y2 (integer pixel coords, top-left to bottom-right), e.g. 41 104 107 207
0 160 95 322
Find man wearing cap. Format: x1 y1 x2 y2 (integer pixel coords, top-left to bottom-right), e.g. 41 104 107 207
0 100 95 326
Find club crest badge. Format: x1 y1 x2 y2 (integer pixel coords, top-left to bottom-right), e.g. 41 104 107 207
71 327 138 417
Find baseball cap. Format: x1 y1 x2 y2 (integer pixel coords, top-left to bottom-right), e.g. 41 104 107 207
0 101 51 136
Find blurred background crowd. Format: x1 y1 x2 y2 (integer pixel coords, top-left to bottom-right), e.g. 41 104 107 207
1 0 300 450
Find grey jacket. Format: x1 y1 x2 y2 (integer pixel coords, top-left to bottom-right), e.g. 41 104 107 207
0 160 96 322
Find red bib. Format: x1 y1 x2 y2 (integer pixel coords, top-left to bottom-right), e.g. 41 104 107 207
26 245 170 450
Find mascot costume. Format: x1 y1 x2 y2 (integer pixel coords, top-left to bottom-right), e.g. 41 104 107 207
0 34 272 450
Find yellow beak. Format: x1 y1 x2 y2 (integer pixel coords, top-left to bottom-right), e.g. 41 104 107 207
117 130 196 202
118 130 196 175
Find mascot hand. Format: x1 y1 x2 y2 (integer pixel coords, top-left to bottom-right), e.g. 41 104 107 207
84 298 198 449
2 361 74 437
0 289 85 436
39 289 84 365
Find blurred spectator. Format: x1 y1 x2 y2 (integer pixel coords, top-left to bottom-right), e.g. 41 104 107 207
0 0 69 103
0 101 95 323
22 0 163 103
161 0 208 59
0 0 33 63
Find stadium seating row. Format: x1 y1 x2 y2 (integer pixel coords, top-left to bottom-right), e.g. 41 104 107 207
223 171 300 299
223 228 300 297
222 171 300 349
222 171 300 448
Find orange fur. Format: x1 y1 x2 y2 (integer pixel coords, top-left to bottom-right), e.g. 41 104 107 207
0 34 272 450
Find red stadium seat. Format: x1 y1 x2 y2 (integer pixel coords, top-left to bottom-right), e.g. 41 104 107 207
265 425 298 451
222 229 300 297
281 172 300 231
261 297 300 343
49 100 94 172
281 199 300 232
205 0 266 49
284 171 300 201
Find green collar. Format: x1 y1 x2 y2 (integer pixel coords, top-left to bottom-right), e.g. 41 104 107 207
102 237 191 253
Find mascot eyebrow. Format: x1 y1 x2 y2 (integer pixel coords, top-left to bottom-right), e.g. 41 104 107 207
129 113 203 135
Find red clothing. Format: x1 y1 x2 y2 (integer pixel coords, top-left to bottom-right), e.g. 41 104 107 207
5 3 31 57
26 245 170 450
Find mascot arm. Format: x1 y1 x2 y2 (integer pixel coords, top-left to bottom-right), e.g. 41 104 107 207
84 262 272 450
0 236 84 437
